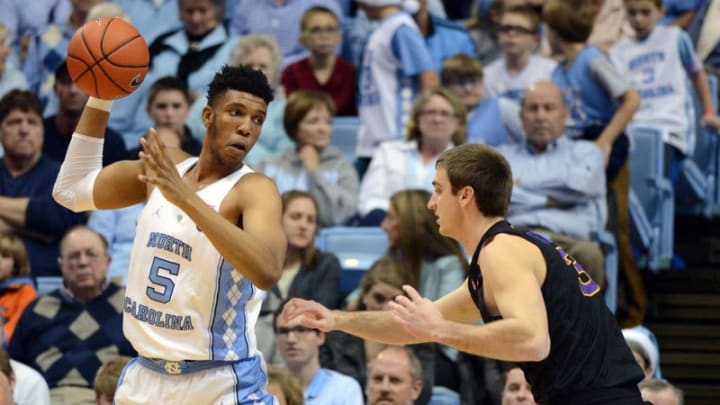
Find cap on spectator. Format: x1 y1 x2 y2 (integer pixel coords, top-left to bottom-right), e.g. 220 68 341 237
623 326 661 379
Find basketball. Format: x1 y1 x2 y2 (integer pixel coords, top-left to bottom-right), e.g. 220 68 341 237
66 17 150 99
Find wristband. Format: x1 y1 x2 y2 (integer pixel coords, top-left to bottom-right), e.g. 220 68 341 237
86 97 113 112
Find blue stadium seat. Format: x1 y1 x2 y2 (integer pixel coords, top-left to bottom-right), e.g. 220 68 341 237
331 116 360 162
34 276 63 296
590 230 618 313
315 226 387 293
676 74 720 217
628 126 675 271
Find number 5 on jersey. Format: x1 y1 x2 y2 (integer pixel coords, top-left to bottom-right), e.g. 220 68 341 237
147 257 180 303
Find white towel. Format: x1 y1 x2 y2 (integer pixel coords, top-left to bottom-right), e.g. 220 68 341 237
697 0 720 61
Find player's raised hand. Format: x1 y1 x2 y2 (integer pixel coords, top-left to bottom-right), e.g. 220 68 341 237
138 128 191 205
388 285 443 341
281 298 335 333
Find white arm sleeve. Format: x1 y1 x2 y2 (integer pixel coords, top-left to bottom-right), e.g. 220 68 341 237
52 133 104 212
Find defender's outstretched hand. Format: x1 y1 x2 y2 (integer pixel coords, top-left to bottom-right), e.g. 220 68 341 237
388 285 443 342
138 128 191 206
281 298 335 333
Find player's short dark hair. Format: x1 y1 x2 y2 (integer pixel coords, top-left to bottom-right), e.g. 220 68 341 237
148 76 191 105
436 144 513 217
543 0 598 43
206 64 274 107
0 89 43 124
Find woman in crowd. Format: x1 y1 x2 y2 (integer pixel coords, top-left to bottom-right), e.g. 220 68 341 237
256 90 359 227
356 88 467 225
256 190 343 365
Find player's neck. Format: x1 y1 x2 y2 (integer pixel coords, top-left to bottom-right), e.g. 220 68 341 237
193 153 241 187
458 215 505 255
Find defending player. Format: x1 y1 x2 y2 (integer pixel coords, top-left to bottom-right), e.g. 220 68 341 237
283 144 646 404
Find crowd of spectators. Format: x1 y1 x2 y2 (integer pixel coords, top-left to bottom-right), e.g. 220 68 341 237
0 0 718 403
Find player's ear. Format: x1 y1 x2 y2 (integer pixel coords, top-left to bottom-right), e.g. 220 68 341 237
201 105 213 128
459 185 474 207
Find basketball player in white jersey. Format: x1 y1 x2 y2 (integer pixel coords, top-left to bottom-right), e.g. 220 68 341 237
52 65 287 404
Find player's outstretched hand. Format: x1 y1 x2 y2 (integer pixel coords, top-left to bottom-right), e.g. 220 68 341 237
281 298 334 333
388 285 443 342
138 128 191 206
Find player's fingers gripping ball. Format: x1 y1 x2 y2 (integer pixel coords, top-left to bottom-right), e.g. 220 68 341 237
66 17 149 99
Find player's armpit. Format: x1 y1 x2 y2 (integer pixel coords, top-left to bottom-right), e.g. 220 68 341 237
228 173 286 288
93 160 147 209
479 235 551 360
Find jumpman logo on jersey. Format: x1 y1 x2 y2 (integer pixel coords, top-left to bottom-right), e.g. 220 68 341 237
152 206 163 217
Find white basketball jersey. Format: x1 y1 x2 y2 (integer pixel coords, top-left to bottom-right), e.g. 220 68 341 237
356 12 420 157
123 158 263 362
610 26 696 153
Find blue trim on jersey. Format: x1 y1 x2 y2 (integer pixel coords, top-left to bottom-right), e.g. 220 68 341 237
210 258 255 360
231 357 273 404
117 357 138 388
391 25 434 76
208 256 224 359
678 30 700 74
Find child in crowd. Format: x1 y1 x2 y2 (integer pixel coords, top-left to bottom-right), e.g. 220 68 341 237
484 5 557 102
281 6 357 116
94 356 131 405
0 233 35 342
610 0 720 182
543 0 645 327
441 54 524 146
353 0 438 177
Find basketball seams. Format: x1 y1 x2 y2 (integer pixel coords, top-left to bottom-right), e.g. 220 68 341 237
67 17 149 99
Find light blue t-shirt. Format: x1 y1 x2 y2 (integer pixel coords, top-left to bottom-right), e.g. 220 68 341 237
305 368 363 405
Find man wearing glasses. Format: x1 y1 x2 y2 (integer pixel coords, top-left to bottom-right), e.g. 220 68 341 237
274 299 363 405
8 225 136 404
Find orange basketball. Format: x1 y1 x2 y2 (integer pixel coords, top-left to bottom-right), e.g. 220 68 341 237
66 17 150 99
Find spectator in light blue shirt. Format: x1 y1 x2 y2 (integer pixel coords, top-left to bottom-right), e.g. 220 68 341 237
229 0 343 67
274 299 363 405
497 81 608 287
